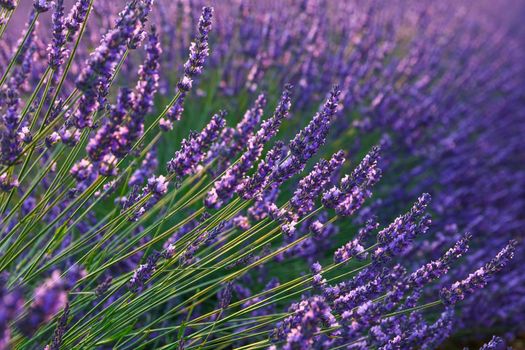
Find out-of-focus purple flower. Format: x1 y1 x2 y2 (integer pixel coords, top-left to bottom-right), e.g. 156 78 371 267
33 0 51 13
129 149 158 187
218 282 233 309
18 270 68 336
0 0 16 10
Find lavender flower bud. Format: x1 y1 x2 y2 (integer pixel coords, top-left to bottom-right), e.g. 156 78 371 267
65 0 89 38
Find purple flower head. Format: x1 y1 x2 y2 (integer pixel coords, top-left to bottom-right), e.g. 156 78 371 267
164 7 214 124
272 295 337 349
0 0 16 10
74 0 153 129
322 146 382 216
18 270 68 336
218 282 233 309
48 0 67 69
167 111 226 178
408 234 470 288
33 0 51 12
129 252 161 292
290 150 345 216
65 0 89 39
128 149 158 187
238 141 286 200
479 336 506 350
373 194 431 262
271 86 341 185
440 240 517 305
205 84 292 208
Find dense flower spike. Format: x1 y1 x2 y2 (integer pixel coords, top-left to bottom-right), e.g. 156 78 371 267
290 150 345 216
167 111 226 178
205 84 292 208
47 0 67 70
74 0 153 128
65 0 90 38
162 6 213 129
323 146 382 216
440 240 517 305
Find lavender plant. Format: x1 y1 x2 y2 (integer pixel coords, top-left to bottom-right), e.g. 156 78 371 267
0 0 523 349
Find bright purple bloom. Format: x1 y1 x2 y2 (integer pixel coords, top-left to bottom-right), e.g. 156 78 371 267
48 0 67 70
205 85 292 208
440 240 517 305
33 0 51 12
290 150 345 216
162 7 214 128
322 146 382 216
167 111 226 178
65 0 90 39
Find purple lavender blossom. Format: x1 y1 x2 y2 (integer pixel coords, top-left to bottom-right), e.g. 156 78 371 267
162 7 214 128
0 0 16 10
129 251 160 292
128 149 158 187
440 240 517 305
48 0 67 70
322 146 382 216
18 271 68 336
65 0 90 39
205 85 292 208
479 336 506 350
167 111 226 178
271 86 341 185
272 295 337 349
74 0 153 129
290 150 345 216
33 0 51 13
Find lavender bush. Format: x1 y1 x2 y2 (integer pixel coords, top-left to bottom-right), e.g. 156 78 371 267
0 0 523 349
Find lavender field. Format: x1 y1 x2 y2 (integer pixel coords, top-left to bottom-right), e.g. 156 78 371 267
0 0 524 349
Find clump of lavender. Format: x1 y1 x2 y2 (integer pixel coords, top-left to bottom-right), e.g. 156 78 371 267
0 1 522 349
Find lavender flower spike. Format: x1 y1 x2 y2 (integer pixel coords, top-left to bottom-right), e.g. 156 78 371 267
48 0 67 70
162 6 213 129
205 84 293 208
65 0 90 39
290 150 345 216
440 240 517 305
33 0 51 12
167 111 226 178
